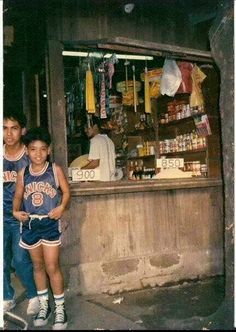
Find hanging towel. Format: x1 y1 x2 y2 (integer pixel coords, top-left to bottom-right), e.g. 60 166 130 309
144 71 151 113
86 69 96 113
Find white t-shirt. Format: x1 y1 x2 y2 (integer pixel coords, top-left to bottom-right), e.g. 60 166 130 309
88 134 116 181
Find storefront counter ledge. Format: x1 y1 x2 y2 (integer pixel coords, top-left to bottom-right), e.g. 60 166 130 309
69 177 223 196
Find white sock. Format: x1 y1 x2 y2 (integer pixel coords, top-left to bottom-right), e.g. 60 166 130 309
53 293 65 306
37 289 49 302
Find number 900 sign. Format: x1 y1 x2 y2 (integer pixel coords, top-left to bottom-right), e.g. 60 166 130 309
71 168 100 181
156 158 184 169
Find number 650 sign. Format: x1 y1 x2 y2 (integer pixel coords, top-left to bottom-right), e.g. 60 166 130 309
71 168 100 181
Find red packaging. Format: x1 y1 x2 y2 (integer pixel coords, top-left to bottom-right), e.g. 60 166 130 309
177 62 194 94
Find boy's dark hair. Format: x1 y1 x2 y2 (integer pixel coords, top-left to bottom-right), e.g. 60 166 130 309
23 127 51 147
85 116 108 134
91 116 102 131
3 109 27 128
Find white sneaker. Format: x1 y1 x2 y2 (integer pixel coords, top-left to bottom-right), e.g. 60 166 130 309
34 300 51 327
27 296 40 315
4 299 16 313
52 303 68 330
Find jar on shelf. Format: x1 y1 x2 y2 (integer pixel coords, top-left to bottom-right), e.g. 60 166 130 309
136 144 144 157
160 113 166 124
200 164 208 177
149 145 155 155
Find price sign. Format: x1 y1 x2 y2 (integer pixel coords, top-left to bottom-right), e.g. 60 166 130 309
156 158 184 169
71 168 100 181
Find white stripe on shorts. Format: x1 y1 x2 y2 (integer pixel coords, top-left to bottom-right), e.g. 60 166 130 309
19 238 42 249
42 238 61 246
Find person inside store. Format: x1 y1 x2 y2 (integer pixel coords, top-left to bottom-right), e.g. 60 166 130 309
3 108 40 315
81 115 116 181
13 127 70 330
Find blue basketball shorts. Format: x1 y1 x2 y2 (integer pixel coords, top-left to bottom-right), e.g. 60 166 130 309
19 216 62 249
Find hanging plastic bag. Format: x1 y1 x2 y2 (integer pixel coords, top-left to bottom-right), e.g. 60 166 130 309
160 59 182 97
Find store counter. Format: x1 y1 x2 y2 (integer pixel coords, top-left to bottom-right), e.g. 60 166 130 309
69 177 222 196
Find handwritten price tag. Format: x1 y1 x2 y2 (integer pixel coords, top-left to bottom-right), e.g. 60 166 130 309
71 168 100 181
156 158 184 169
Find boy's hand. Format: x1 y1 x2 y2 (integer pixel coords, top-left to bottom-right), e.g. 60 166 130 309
13 211 30 222
48 205 65 220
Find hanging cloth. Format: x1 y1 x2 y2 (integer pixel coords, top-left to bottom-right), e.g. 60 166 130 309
144 68 151 113
86 67 96 113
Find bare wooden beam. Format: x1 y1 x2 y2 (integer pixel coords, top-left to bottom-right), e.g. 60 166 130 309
63 36 213 62
109 37 212 59
96 43 162 56
96 43 213 63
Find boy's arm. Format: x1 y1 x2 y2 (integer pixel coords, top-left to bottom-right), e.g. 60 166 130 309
48 165 70 220
13 169 29 222
81 138 100 169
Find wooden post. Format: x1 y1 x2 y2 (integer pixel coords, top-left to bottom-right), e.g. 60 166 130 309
46 40 68 173
151 99 159 159
34 74 40 126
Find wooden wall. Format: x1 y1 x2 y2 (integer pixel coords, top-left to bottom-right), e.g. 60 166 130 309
209 1 234 328
61 183 224 295
45 0 214 51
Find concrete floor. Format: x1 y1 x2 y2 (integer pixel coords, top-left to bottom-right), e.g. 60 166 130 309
4 274 226 330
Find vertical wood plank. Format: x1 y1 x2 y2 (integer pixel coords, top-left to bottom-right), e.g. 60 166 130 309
46 40 68 172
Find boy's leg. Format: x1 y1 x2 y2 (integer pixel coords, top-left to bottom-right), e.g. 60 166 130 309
28 245 48 291
11 222 38 300
43 245 67 330
29 245 52 327
43 245 64 295
4 222 15 301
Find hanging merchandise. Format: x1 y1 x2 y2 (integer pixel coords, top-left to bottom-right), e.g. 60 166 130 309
116 59 141 107
109 95 122 108
132 65 138 112
144 67 151 113
116 79 141 106
190 64 206 107
160 59 182 97
124 59 130 92
116 80 141 106
97 55 119 118
85 64 96 113
177 62 194 94
140 68 163 98
105 54 118 89
100 71 107 118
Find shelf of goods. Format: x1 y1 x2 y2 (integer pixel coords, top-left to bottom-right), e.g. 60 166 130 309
156 92 221 178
